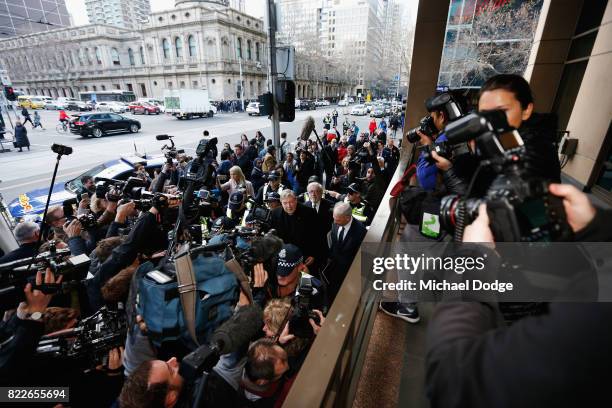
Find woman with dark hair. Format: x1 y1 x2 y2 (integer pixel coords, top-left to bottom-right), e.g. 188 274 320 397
478 73 561 182
240 134 249 150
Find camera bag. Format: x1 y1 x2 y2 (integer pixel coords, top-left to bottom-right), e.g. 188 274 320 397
136 246 239 349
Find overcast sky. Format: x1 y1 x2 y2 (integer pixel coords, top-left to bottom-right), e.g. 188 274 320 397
64 0 266 25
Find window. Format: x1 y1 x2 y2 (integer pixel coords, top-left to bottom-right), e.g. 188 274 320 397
193 80 198 87
110 48 120 65
93 85 97 91
247 40 252 60
128 48 135 65
127 83 133 91
140 83 147 97
188 35 196 57
162 38 170 59
101 85 106 90
175 37 183 58
180 81 185 88
167 81 173 88
212 79 216 84
237 38 242 59
95 47 102 64
256 42 260 61
84 48 92 65
139 46 145 64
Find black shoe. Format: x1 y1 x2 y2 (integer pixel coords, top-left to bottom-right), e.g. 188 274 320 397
379 301 420 323
18 148 22 152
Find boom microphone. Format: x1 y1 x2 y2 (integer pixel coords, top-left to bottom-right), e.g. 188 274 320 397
211 304 263 354
300 116 316 141
156 134 170 140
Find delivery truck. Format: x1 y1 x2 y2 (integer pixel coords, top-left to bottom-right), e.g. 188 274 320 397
163 89 217 120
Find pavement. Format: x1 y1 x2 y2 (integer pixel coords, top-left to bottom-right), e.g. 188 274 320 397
0 106 391 204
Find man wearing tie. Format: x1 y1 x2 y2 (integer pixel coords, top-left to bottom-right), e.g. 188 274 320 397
324 202 367 302
305 182 333 234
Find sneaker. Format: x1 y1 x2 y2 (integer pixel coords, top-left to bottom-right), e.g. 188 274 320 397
379 301 420 323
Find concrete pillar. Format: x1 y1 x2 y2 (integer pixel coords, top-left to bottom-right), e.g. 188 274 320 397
524 0 584 112
403 0 450 134
562 1 612 187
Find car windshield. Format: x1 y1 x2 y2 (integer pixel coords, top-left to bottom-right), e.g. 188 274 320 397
75 114 91 121
65 163 109 193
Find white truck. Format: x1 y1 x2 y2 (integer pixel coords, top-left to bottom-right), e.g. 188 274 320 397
163 89 217 120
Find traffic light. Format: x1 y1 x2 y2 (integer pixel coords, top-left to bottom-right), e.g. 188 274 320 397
276 80 295 122
3 86 16 101
258 92 273 116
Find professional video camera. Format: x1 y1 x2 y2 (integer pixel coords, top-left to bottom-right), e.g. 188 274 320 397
156 134 185 164
245 198 271 229
36 306 127 369
438 110 573 242
180 137 218 189
289 275 321 338
0 247 90 310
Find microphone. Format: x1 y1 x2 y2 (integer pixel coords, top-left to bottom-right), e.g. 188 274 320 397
300 116 316 141
155 134 170 140
179 304 263 381
51 144 73 156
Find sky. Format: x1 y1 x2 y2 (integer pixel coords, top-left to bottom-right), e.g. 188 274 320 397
64 0 266 26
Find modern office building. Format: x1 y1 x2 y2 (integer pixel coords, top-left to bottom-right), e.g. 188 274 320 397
0 0 71 38
85 0 151 29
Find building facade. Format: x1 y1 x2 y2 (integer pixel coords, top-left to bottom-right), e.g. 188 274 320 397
85 0 151 29
0 0 71 38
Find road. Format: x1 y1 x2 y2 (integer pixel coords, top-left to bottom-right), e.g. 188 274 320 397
0 106 396 204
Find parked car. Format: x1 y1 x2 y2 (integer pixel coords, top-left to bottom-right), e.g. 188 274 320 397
129 102 161 115
370 106 386 118
8 155 165 221
315 99 330 107
246 102 261 116
299 100 316 110
69 112 141 138
338 99 349 107
56 97 90 111
348 97 355 103
350 104 367 116
44 99 60 110
96 101 127 113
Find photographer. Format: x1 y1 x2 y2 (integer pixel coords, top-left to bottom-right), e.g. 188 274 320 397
425 184 612 408
361 142 388 212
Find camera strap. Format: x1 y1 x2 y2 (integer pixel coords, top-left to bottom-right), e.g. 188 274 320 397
174 243 199 346
224 256 254 305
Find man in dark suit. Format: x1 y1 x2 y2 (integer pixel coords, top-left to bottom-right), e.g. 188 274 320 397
270 190 326 270
305 182 333 234
0 222 40 264
324 202 367 302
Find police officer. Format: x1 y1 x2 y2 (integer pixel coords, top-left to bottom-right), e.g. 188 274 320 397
255 170 285 205
227 191 248 226
264 191 281 210
323 113 332 130
328 183 371 225
332 108 339 127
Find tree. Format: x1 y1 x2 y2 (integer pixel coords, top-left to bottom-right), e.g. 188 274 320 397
440 0 542 88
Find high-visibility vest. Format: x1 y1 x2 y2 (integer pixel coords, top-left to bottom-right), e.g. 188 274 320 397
344 197 367 223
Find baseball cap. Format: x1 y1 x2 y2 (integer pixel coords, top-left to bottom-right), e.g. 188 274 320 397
276 244 303 277
267 170 280 181
347 183 361 194
264 191 280 202
228 191 244 210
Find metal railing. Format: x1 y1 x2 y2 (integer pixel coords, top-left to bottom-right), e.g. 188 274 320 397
284 139 415 408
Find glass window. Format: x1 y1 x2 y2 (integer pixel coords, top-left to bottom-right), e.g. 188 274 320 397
162 38 170 59
128 48 135 65
188 35 196 57
94 47 102 64
175 37 183 58
247 40 252 60
110 48 120 65
552 60 588 130
237 38 242 59
139 46 145 64
574 0 607 35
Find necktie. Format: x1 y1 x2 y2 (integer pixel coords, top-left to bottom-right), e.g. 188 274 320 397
338 226 345 244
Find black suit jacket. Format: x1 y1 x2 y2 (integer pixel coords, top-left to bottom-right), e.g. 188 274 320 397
305 199 334 234
326 220 367 300
269 203 325 262
0 242 39 264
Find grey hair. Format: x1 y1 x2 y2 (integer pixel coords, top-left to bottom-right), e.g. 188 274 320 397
14 221 40 243
279 189 296 201
307 182 323 193
333 202 352 217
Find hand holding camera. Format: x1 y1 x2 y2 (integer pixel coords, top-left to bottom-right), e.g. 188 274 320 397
431 150 453 171
308 309 325 336
63 219 82 238
23 268 62 315
548 183 596 232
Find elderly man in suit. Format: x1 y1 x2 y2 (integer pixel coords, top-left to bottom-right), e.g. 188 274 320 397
305 182 333 234
324 202 367 302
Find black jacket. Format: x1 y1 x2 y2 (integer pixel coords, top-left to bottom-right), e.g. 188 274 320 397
269 203 325 262
305 199 334 234
14 124 29 148
325 220 367 301
518 113 561 182
0 242 38 264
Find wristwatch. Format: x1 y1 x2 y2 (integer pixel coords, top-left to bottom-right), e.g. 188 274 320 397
26 311 43 321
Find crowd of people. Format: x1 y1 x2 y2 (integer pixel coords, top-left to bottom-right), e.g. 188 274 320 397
0 108 400 407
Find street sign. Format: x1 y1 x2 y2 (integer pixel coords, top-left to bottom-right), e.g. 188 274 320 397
0 70 11 86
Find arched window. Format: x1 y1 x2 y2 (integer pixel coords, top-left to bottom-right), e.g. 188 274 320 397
110 48 120 65
175 37 183 59
139 46 145 64
84 48 92 65
128 48 135 65
256 42 260 62
162 38 170 59
247 40 252 60
237 38 242 59
77 50 83 66
188 35 196 57
95 47 102 64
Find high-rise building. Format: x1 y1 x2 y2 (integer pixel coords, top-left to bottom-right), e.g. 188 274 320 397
85 0 151 28
0 0 71 38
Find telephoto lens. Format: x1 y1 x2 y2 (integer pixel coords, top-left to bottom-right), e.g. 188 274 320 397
406 115 436 143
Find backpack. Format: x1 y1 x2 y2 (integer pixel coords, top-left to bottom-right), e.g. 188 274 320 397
136 248 239 349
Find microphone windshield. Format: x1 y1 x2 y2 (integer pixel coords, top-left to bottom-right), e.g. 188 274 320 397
156 134 170 140
300 116 316 141
211 304 263 354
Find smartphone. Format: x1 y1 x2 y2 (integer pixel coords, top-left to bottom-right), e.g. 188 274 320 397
147 270 173 284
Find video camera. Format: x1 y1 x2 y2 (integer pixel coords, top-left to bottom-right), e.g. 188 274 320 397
289 276 321 338
156 134 185 164
438 110 573 242
36 306 127 369
0 247 90 310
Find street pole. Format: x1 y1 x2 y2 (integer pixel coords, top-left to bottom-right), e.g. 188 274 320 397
265 0 280 160
239 57 245 111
